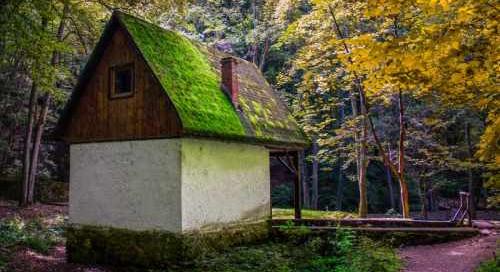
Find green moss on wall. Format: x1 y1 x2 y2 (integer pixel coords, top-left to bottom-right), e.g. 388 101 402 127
66 222 269 268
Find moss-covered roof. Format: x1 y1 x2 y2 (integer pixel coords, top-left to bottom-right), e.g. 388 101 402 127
118 12 307 147
202 46 308 147
119 12 246 139
59 11 308 148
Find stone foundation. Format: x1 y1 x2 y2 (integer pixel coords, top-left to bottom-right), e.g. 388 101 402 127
66 221 270 268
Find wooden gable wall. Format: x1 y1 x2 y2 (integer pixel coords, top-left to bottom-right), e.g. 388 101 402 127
64 27 182 143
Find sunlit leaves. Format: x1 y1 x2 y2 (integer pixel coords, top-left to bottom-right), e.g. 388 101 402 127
338 0 499 205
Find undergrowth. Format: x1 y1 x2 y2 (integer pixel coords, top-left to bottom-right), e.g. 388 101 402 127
182 229 401 272
0 216 65 270
0 214 400 272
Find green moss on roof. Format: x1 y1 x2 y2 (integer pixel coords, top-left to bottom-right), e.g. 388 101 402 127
118 13 246 138
115 12 308 147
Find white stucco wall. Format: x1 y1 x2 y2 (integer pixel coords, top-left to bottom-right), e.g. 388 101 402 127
69 138 270 233
69 139 182 232
180 138 270 231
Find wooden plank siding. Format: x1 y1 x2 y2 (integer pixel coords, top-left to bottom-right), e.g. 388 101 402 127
65 27 182 143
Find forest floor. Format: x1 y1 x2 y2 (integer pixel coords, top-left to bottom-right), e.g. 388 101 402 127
0 200 109 272
399 231 498 272
0 201 498 272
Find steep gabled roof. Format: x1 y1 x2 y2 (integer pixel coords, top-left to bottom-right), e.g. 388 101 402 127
58 11 308 148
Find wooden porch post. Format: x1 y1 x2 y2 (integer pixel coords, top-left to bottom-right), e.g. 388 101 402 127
294 151 302 220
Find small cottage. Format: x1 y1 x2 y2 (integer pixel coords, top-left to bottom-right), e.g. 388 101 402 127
57 11 307 265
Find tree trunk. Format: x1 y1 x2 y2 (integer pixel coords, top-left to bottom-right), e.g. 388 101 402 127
336 100 345 210
386 163 395 210
385 143 396 210
465 122 476 219
348 91 369 217
294 152 302 219
336 168 344 210
327 5 360 177
358 169 368 217
358 84 369 218
27 95 50 204
24 2 68 205
328 6 368 217
398 90 410 218
335 104 345 211
299 151 310 208
250 0 258 64
420 179 428 219
20 83 37 207
258 36 269 71
311 138 319 209
349 93 360 195
428 187 435 212
399 175 410 217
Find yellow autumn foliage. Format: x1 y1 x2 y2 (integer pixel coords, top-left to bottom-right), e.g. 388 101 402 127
336 0 499 204
286 0 499 206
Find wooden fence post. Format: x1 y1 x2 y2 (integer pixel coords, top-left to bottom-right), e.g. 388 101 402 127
294 151 302 220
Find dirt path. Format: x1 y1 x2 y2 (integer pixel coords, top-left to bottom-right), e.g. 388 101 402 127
7 244 110 272
399 231 498 272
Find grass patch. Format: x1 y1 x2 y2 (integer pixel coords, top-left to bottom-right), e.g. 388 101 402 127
272 208 355 220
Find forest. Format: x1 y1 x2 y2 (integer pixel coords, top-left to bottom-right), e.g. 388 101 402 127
0 0 498 271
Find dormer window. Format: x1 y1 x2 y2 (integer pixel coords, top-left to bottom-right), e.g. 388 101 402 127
110 63 134 98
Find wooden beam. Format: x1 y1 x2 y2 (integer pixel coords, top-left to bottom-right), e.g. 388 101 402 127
294 151 302 220
277 156 296 175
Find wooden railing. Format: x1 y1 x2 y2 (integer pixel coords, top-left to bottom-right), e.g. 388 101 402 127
450 191 472 226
